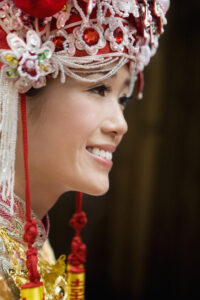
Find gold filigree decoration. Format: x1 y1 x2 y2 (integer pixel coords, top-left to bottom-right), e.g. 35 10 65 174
0 228 68 300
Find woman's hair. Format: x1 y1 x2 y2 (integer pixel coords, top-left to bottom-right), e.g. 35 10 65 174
26 87 45 98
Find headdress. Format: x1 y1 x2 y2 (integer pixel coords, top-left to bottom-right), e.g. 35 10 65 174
0 0 170 299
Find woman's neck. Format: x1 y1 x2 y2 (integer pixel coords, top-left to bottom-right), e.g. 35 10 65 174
14 174 67 219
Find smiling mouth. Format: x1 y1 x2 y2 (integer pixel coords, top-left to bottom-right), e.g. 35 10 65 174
86 147 113 160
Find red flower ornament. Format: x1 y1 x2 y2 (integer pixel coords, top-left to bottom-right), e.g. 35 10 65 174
13 0 67 18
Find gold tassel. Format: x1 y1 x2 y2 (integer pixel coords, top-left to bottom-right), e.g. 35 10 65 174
67 264 85 300
20 282 45 300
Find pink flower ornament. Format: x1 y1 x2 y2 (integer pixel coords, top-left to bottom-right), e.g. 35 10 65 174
0 30 55 92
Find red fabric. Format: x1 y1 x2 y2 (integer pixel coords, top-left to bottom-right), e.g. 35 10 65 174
0 28 9 50
0 28 9 70
13 0 67 18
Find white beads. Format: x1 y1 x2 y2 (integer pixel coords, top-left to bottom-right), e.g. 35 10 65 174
0 68 18 215
159 0 170 14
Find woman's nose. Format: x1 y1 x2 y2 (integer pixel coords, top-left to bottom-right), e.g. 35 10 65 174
101 101 128 140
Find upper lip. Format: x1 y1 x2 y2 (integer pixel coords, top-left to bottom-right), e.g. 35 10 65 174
86 144 116 153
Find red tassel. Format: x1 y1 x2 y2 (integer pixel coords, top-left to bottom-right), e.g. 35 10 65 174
20 94 44 299
137 71 144 99
67 192 87 300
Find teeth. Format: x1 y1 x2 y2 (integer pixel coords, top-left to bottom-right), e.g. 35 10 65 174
87 147 112 160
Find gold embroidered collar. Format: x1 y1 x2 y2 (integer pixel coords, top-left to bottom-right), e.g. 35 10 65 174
0 193 48 250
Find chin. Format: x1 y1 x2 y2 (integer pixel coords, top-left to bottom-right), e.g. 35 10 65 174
81 176 110 196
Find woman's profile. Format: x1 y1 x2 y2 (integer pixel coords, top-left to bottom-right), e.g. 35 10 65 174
0 0 170 299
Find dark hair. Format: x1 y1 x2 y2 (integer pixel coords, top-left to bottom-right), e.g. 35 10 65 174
26 87 45 98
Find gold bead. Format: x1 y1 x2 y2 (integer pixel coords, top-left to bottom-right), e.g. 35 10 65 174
44 66 49 72
11 58 18 66
5 53 13 62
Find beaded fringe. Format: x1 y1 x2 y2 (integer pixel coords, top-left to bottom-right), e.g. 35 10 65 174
0 67 18 215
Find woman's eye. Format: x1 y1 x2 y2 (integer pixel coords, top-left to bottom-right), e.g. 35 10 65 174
88 84 111 97
118 96 131 109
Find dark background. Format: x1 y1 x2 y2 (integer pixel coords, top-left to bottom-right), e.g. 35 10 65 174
49 1 200 299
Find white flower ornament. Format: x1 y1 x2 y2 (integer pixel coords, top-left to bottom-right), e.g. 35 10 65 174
112 0 139 18
0 30 55 92
105 17 129 52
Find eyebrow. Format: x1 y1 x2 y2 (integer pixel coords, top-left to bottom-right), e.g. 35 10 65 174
83 72 131 88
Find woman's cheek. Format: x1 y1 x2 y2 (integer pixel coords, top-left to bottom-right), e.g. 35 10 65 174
63 97 100 136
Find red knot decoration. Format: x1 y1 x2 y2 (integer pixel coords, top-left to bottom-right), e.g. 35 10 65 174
13 0 67 18
67 192 88 273
67 236 87 273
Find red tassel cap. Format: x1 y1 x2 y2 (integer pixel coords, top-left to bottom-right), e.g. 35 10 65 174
13 0 67 18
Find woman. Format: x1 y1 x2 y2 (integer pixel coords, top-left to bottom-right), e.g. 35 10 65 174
16 67 130 218
0 0 170 299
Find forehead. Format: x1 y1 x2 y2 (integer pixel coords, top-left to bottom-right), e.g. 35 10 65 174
44 63 131 94
69 63 130 84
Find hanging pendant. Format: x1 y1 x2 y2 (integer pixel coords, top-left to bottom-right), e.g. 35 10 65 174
67 265 85 300
67 192 87 300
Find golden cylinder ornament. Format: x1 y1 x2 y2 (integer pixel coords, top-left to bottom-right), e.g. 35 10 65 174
67 265 85 300
20 283 45 300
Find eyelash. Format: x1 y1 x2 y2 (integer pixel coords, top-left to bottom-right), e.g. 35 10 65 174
89 84 111 97
118 96 131 109
88 84 131 108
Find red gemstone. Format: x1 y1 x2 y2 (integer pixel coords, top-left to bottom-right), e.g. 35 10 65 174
114 27 124 44
53 36 65 52
83 28 99 46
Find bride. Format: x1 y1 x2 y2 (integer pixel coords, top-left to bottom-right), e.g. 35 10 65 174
0 0 170 299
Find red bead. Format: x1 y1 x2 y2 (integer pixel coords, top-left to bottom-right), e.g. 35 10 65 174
114 27 124 44
13 0 67 18
53 36 65 52
83 28 99 46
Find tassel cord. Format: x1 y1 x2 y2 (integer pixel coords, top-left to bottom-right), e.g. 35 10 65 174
20 93 41 284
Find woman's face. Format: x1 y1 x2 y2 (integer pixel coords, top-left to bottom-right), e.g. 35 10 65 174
25 65 130 197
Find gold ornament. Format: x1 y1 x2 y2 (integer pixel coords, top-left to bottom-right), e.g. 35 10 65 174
67 265 85 300
20 284 44 300
0 228 68 299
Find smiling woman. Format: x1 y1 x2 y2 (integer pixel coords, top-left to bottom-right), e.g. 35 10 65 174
0 0 170 299
15 66 129 218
